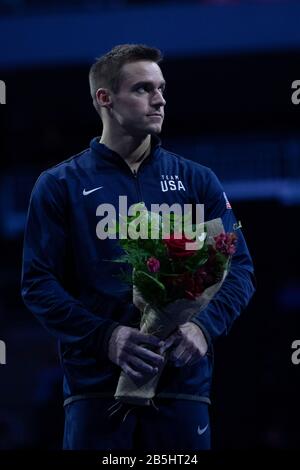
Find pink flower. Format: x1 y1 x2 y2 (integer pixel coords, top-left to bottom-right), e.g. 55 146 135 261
146 257 160 273
214 232 237 256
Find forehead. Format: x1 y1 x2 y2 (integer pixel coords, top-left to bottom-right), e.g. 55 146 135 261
119 60 164 88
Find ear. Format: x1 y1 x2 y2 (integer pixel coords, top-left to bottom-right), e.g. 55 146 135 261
95 88 113 110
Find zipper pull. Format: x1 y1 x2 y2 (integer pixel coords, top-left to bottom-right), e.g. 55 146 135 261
133 169 137 177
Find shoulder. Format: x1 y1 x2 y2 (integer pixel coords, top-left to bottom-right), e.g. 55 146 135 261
45 147 90 180
160 146 222 189
160 146 214 174
34 147 90 186
31 147 90 201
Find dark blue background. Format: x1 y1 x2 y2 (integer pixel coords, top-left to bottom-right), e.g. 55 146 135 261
0 0 300 451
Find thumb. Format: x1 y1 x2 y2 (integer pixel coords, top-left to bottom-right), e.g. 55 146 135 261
161 331 181 353
137 331 161 348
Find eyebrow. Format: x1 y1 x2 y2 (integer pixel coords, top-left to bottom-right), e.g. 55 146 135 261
131 80 166 89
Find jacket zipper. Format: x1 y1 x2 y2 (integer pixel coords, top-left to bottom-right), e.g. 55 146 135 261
132 168 144 202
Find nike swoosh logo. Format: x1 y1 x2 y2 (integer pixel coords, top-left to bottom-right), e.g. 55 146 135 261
197 424 208 436
82 186 103 196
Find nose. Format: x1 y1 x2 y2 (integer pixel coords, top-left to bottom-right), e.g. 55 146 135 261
151 89 166 108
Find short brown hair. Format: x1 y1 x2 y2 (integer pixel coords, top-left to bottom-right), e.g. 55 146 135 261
89 44 163 115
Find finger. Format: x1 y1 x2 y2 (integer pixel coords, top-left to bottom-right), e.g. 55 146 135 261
174 352 203 367
169 343 186 360
128 356 159 375
169 342 195 364
187 355 203 366
134 345 165 368
173 353 193 367
123 363 144 381
160 333 181 353
134 332 162 348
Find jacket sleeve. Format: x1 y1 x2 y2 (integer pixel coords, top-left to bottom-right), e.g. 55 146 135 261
190 169 256 344
21 171 119 356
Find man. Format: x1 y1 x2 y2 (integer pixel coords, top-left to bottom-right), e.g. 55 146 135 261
21 44 255 450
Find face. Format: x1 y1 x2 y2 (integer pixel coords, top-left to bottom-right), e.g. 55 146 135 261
109 60 166 137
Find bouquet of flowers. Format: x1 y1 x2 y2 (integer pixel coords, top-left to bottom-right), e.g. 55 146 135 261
112 204 237 406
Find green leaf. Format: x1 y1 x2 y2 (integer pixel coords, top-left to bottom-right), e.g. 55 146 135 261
134 270 167 305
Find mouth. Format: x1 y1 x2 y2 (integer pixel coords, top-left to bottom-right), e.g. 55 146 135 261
147 114 163 119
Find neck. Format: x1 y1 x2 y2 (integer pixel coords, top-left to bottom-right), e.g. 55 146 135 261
100 130 151 166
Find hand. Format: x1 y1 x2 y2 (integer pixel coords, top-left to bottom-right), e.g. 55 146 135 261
160 322 208 367
108 325 165 382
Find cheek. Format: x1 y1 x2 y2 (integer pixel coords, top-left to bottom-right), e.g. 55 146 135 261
114 98 147 123
128 96 147 111
126 104 147 121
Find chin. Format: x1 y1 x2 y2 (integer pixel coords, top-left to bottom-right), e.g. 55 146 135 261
134 126 162 137
148 124 163 134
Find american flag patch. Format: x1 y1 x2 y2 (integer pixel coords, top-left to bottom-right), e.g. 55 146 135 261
223 192 232 209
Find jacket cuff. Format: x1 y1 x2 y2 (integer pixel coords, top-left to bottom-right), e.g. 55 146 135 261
101 320 120 356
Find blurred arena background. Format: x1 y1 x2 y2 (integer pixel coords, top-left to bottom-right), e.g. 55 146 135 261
0 0 300 451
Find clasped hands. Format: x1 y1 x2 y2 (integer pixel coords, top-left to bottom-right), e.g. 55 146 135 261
133 287 208 368
160 321 208 367
108 291 208 382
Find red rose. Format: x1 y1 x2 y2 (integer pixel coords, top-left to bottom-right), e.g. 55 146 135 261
163 233 197 259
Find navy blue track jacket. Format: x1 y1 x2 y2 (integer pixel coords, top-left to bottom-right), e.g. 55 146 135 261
21 135 255 405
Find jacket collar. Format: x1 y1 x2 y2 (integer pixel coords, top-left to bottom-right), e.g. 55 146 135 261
90 134 162 168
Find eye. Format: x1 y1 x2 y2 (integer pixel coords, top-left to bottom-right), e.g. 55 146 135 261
135 86 146 94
